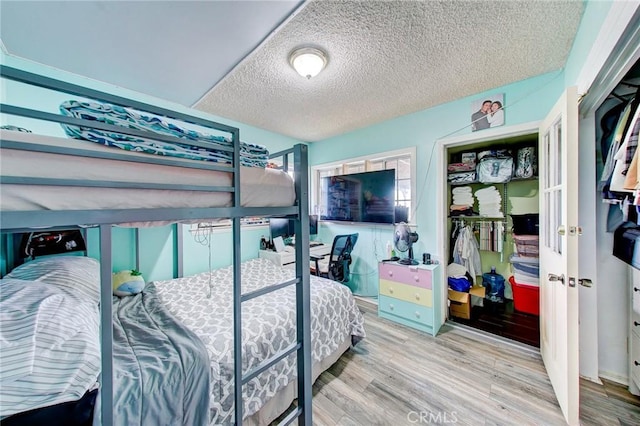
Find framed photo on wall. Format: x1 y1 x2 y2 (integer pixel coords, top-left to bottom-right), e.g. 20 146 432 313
471 93 504 131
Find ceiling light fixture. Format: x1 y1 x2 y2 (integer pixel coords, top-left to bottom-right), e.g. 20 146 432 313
289 47 327 79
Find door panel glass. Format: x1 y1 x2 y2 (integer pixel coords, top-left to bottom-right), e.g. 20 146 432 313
545 192 551 249
555 189 562 255
545 132 551 188
555 122 562 187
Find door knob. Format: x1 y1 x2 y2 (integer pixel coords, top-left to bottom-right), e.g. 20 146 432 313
579 278 593 288
557 226 566 236
548 273 565 284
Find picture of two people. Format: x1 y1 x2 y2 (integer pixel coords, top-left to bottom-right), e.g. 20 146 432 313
471 94 504 131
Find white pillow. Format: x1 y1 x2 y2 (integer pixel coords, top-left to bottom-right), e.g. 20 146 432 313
5 256 101 303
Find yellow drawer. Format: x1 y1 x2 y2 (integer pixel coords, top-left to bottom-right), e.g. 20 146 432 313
379 279 432 307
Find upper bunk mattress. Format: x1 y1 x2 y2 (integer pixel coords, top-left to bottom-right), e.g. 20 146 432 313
0 130 296 213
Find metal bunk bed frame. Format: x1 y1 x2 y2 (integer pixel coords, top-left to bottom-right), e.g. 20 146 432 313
0 65 312 425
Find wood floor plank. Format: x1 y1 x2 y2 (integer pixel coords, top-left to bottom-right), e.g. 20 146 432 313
272 299 640 425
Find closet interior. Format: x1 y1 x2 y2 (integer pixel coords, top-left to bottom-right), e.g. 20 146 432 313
446 134 541 347
595 57 640 395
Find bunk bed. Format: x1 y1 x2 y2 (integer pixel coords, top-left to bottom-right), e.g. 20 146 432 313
0 65 365 425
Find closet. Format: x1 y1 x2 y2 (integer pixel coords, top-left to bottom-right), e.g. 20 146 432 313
593 57 640 395
445 134 541 347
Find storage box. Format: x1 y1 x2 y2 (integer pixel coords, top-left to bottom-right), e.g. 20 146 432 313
513 234 539 257
509 276 540 316
510 214 539 235
448 286 486 319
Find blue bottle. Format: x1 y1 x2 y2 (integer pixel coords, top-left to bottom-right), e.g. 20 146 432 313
482 266 505 303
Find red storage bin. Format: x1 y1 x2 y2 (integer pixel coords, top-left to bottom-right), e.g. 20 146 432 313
509 276 539 316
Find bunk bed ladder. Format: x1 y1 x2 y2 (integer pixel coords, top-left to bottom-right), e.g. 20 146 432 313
232 144 312 425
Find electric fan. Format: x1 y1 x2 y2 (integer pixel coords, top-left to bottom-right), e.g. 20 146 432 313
393 223 419 265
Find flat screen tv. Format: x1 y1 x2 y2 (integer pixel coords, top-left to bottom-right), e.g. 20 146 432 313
321 169 395 224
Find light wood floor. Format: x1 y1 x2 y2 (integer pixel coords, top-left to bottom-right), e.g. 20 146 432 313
276 298 640 425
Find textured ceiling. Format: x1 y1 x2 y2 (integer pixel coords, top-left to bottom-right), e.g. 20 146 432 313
197 0 584 141
1 1 584 143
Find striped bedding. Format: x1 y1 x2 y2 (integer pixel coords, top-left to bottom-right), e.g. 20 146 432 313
0 256 211 425
60 100 270 168
0 279 101 419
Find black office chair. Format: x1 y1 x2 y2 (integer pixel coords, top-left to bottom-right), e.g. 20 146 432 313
310 233 358 283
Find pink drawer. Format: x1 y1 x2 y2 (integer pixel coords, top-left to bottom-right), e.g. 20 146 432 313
378 263 432 290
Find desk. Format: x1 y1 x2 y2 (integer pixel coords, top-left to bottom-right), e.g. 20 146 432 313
259 244 331 269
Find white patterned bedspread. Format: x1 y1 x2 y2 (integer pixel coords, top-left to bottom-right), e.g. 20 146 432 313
152 258 365 425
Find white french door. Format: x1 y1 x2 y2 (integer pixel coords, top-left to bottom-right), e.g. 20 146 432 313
538 86 580 425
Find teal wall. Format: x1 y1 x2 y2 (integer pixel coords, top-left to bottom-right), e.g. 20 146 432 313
310 71 565 295
563 0 612 86
1 53 303 280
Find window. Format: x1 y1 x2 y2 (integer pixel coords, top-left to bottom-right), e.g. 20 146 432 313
190 217 269 233
312 147 416 223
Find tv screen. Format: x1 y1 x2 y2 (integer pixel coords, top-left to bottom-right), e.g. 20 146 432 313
321 169 395 224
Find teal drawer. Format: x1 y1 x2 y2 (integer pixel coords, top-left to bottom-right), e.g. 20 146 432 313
378 295 434 330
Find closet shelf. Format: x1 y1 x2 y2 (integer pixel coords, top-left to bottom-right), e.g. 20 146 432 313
448 215 506 220
448 176 538 186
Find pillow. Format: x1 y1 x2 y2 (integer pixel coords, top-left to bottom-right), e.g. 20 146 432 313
112 269 145 296
5 256 101 303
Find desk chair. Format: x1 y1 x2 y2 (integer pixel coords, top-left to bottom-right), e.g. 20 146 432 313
310 233 358 283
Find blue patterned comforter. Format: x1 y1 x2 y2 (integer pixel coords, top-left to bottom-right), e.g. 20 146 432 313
60 100 269 168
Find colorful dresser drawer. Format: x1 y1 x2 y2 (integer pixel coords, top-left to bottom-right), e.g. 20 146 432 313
378 295 434 332
379 279 433 307
378 262 432 289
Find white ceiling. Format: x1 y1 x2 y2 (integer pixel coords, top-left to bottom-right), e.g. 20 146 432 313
1 0 584 143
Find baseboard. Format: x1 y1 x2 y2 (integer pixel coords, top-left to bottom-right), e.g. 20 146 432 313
445 320 540 355
598 370 629 386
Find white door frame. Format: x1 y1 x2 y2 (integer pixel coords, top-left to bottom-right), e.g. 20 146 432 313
574 2 639 384
435 121 541 323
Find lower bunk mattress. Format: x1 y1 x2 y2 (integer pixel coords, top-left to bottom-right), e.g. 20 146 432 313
0 130 295 213
0 257 365 426
150 258 366 425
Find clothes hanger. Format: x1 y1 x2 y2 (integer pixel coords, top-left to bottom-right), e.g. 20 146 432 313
607 91 631 102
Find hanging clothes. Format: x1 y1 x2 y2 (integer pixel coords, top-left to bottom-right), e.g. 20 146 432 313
623 115 640 191
610 106 640 193
452 224 482 279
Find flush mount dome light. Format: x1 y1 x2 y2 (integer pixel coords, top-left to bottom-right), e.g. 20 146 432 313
289 47 327 79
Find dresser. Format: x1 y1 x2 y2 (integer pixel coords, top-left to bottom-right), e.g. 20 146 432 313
630 269 640 395
378 262 443 336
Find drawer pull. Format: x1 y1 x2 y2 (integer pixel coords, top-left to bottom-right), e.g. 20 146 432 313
389 287 394 294
415 293 420 300
635 321 640 327
388 271 394 277
415 311 421 318
635 361 640 367
414 275 419 282
389 304 394 311
635 287 640 292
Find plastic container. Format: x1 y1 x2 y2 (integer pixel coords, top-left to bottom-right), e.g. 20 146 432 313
482 267 505 303
513 234 539 257
511 259 539 277
510 214 539 235
509 276 540 315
